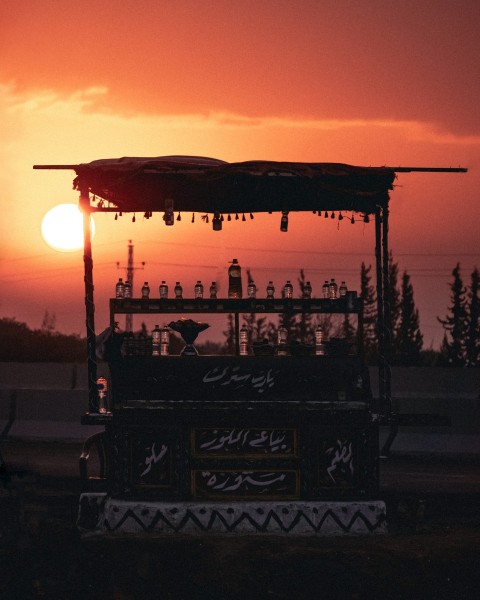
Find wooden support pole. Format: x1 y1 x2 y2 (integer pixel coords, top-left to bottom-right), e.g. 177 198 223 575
80 184 98 413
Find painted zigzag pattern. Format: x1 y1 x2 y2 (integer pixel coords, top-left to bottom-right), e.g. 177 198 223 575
103 505 386 534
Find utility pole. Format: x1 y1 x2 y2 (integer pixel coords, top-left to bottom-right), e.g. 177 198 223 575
117 240 145 332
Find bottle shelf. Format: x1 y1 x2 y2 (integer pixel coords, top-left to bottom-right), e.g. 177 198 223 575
110 295 362 316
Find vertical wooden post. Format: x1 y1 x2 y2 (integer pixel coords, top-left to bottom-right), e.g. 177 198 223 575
374 206 385 410
382 201 392 416
234 312 240 356
79 183 98 413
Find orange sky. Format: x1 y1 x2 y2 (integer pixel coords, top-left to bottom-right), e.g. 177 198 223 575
1 0 479 348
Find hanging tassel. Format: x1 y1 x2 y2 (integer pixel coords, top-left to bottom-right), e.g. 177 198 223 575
191 213 195 223
242 213 246 221
115 213 118 220
132 214 136 222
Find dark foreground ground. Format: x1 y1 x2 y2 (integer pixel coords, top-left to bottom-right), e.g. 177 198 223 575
1 440 479 599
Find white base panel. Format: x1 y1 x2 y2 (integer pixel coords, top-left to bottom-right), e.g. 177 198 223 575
78 494 387 536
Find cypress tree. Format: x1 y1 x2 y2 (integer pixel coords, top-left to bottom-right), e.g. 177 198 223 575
222 313 235 354
465 267 480 366
295 268 314 343
438 263 467 365
388 251 401 358
397 271 423 364
360 262 377 363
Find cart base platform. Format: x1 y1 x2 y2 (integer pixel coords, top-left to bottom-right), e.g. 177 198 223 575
78 495 386 536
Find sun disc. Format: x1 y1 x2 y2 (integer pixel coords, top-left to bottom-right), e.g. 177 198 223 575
41 204 95 252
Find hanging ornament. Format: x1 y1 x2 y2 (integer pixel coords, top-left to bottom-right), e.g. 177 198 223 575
212 212 222 231
115 213 118 220
227 214 232 221
242 213 246 221
192 213 195 223
250 213 254 219
177 212 181 221
132 214 136 222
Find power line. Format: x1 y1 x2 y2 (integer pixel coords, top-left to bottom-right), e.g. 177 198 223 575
144 240 479 259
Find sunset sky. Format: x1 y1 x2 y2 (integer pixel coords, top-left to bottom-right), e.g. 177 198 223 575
1 0 479 348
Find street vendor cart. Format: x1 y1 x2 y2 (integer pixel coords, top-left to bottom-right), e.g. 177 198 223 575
34 157 465 535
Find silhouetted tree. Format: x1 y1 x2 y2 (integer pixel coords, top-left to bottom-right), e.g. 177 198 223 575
360 262 377 363
0 317 86 362
295 269 314 343
243 269 272 344
41 310 56 334
388 251 401 357
438 263 467 365
341 313 356 345
396 271 423 364
222 313 235 355
465 267 480 366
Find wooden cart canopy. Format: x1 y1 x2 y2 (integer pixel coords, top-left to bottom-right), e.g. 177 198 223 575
67 156 396 215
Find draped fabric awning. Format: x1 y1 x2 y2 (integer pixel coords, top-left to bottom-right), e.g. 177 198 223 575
70 156 396 215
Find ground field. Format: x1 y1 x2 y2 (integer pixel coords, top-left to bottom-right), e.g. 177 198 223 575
1 441 479 599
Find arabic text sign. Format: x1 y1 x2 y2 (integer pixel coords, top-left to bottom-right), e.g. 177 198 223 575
202 365 277 394
130 435 172 487
193 470 299 499
192 428 297 457
319 438 355 489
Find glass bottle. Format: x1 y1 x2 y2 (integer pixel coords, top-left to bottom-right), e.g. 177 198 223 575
283 280 293 299
152 324 161 356
124 280 132 298
266 281 275 298
115 277 125 298
141 281 150 299
228 258 243 299
322 280 329 299
174 282 183 299
194 280 204 299
315 325 325 355
209 281 217 299
329 278 338 299
160 325 170 356
277 326 288 356
239 324 249 356
159 280 168 299
247 280 257 298
339 281 348 297
303 281 312 299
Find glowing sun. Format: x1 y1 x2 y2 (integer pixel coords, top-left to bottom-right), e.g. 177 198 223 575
41 204 95 252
